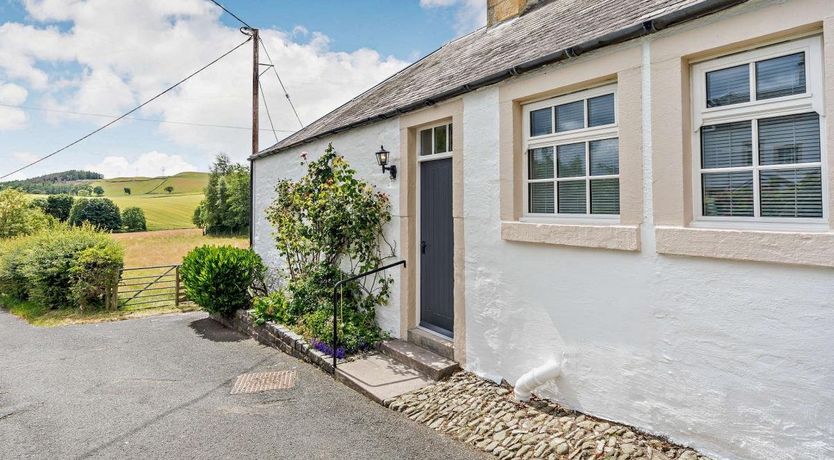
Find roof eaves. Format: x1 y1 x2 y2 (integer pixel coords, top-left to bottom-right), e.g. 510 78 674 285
252 0 749 161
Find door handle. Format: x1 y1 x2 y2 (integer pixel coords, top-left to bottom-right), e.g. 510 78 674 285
421 241 427 254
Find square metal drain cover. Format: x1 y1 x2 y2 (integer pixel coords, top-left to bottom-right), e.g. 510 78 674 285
230 370 297 394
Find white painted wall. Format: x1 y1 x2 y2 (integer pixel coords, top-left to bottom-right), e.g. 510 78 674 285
252 34 834 460
252 119 402 335
461 85 834 459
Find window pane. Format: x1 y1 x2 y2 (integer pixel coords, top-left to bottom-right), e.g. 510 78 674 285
702 171 754 217
558 180 586 214
434 125 448 153
530 108 552 136
756 52 806 100
528 147 554 179
420 129 432 156
557 143 585 178
759 112 820 165
706 64 750 107
587 94 615 127
528 182 554 213
760 167 822 218
590 178 619 215
555 100 584 132
701 121 752 169
589 138 619 176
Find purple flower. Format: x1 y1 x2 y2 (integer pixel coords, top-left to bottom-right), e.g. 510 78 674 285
311 338 346 359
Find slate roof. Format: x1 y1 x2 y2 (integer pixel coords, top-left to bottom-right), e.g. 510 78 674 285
256 0 746 158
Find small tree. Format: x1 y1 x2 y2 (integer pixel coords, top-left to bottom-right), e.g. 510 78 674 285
164 185 174 193
45 194 74 221
121 207 147 232
195 154 249 235
93 186 105 196
69 198 121 232
0 189 51 238
123 187 131 195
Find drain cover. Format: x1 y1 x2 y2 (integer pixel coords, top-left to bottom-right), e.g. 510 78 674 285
230 370 297 394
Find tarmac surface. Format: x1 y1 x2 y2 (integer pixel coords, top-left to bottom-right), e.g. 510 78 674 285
0 310 487 459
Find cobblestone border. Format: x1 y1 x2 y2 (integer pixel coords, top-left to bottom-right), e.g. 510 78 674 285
387 373 712 460
211 310 337 374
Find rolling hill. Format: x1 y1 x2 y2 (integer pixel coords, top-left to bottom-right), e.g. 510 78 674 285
89 171 209 196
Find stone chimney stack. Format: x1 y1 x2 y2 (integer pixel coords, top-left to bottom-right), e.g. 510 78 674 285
487 0 529 27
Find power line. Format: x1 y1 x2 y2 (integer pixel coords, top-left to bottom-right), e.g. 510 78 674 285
1 38 251 180
206 0 251 29
259 37 304 129
0 102 297 133
258 80 281 143
205 0 304 129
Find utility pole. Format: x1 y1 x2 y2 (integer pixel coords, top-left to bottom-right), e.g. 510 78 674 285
242 26 259 248
250 27 259 160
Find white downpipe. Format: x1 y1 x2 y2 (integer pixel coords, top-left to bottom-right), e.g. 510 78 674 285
514 359 562 402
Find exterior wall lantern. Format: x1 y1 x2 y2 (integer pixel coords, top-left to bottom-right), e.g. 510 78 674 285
375 145 397 179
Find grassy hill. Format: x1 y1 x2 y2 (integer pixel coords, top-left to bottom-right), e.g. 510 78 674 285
107 193 205 231
89 171 209 196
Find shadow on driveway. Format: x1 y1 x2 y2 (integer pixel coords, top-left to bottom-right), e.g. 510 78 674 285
188 317 246 342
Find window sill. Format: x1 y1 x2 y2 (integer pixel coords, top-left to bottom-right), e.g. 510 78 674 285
501 221 640 251
655 226 834 268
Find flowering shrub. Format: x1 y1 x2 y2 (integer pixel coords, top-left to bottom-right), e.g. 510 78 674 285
264 144 394 354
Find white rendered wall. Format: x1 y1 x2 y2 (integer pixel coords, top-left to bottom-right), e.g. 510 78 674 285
461 81 834 459
252 119 402 336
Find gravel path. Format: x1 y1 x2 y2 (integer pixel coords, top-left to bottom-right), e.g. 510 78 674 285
388 372 711 460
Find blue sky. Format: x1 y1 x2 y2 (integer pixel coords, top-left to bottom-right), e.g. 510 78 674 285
0 0 484 179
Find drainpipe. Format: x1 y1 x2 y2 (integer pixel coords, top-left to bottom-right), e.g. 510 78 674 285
514 359 563 402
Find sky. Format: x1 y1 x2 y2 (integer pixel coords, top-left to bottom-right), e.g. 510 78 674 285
0 0 486 180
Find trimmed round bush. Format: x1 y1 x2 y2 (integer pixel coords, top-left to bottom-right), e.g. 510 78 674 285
121 207 147 232
69 198 121 231
180 245 265 317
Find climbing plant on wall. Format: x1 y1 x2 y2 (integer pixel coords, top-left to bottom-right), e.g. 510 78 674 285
265 144 395 353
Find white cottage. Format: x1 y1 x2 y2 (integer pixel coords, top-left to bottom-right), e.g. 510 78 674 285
251 1 834 458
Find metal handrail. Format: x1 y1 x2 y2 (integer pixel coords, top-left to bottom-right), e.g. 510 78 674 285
331 259 406 373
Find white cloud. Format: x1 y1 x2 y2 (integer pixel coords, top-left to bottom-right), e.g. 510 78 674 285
0 0 410 162
420 0 486 35
0 82 28 130
84 151 198 178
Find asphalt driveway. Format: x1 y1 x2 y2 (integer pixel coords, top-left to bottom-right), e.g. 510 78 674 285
0 311 486 459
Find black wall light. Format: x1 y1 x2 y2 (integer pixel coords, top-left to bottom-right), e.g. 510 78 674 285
375 145 397 179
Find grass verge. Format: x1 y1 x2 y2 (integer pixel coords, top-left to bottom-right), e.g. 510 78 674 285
0 294 200 327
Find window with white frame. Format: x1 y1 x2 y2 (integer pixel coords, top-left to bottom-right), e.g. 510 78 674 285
419 123 453 156
523 84 619 217
691 36 826 223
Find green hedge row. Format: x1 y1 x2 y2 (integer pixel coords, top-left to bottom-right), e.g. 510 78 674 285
0 225 123 310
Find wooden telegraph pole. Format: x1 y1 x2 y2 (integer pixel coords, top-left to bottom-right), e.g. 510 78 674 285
246 27 259 248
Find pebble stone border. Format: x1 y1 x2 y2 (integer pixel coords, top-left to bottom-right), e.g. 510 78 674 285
387 373 712 460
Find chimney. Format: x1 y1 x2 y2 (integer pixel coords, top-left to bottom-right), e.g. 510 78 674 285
487 0 528 27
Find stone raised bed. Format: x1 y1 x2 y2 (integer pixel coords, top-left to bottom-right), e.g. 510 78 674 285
211 310 338 374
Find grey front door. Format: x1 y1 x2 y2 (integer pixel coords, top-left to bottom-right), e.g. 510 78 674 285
420 158 454 337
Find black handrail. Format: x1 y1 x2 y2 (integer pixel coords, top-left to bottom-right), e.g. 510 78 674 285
331 259 406 373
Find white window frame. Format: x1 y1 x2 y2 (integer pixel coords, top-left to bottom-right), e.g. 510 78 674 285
690 35 828 230
418 122 453 158
521 83 620 223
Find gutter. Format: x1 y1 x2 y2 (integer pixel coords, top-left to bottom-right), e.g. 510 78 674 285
252 0 748 160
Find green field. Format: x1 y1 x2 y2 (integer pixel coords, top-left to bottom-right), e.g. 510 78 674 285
107 193 204 231
89 171 209 196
